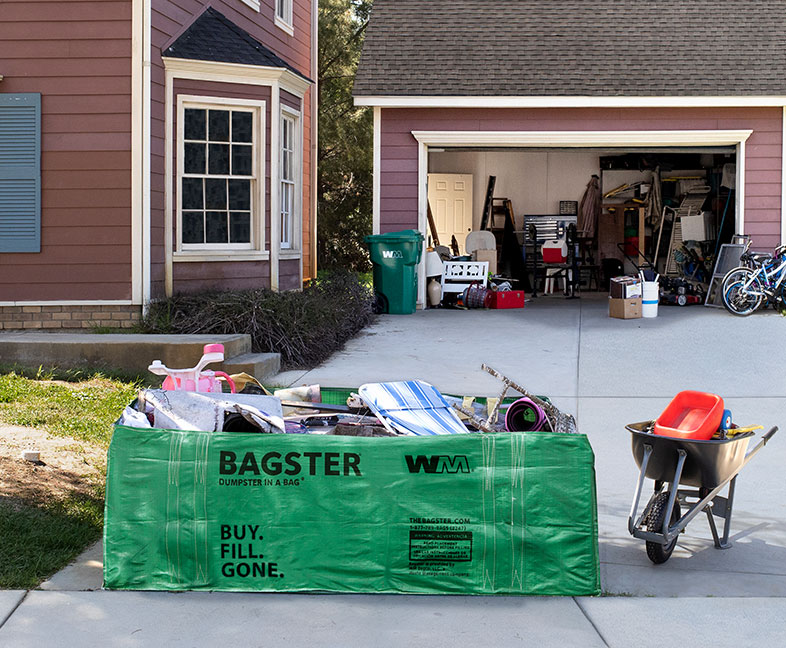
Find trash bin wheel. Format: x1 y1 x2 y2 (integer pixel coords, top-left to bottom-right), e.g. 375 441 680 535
373 292 389 314
644 492 681 564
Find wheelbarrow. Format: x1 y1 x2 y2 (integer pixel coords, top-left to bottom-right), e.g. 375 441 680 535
627 421 778 564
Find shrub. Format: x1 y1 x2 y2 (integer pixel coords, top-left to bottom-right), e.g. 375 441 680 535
140 271 377 369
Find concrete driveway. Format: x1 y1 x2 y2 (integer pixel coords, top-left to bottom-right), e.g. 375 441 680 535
277 294 786 597
2 295 786 647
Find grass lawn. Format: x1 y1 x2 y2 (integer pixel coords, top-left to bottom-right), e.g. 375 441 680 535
0 371 140 589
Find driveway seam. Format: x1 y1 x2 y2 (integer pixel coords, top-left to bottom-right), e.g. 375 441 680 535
0 590 29 632
573 596 609 647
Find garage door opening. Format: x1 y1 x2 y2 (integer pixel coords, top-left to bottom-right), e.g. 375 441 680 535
413 130 751 308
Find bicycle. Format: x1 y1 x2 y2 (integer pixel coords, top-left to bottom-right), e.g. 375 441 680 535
721 244 786 316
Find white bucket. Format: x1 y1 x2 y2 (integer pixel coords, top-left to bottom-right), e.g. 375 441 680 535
642 281 659 318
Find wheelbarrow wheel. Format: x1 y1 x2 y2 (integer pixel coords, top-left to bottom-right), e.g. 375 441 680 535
645 492 681 564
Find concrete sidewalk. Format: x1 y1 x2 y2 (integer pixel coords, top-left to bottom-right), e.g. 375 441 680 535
2 295 785 647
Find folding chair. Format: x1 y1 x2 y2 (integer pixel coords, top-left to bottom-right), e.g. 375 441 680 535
358 380 469 436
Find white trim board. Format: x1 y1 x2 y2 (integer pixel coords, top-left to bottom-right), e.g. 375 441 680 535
782 106 786 245
410 129 752 306
357 95 786 109
163 58 310 97
412 130 753 148
373 106 381 235
0 301 135 307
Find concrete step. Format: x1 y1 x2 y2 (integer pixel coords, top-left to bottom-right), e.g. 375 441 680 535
0 332 251 377
221 352 281 383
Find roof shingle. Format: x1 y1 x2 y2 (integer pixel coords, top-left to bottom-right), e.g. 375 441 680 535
354 0 786 97
163 7 310 81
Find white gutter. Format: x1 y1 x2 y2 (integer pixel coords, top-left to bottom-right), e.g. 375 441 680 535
355 95 786 109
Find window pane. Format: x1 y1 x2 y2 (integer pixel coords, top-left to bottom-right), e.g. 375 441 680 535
209 110 230 141
184 109 206 141
208 143 230 175
205 211 228 243
232 112 253 143
182 177 204 210
182 211 204 244
230 212 251 243
205 178 227 210
232 145 253 176
229 179 251 210
184 142 206 174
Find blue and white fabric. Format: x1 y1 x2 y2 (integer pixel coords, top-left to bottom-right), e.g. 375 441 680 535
358 380 469 436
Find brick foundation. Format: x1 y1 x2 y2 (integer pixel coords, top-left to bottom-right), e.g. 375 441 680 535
0 305 142 330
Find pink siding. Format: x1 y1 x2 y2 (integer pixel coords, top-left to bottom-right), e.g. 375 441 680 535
151 0 314 297
380 107 784 249
0 0 132 301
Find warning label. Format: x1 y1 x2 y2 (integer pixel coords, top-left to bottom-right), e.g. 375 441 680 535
409 530 472 563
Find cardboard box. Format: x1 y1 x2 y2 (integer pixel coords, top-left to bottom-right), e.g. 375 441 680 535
489 290 525 309
471 249 497 274
609 276 642 299
609 297 642 319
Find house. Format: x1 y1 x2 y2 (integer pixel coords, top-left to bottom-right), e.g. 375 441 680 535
0 0 316 329
354 0 786 307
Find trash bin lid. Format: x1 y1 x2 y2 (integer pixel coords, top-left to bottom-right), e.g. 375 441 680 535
365 229 424 243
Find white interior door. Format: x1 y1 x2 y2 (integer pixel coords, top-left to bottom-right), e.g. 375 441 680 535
427 173 473 252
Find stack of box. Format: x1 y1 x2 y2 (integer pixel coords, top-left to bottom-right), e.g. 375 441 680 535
609 276 642 319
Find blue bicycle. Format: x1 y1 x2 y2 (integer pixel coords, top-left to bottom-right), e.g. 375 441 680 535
722 244 786 316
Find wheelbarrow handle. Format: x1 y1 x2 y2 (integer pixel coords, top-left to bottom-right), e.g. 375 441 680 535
763 426 778 443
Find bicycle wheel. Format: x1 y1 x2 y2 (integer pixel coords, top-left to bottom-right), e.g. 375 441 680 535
722 268 763 316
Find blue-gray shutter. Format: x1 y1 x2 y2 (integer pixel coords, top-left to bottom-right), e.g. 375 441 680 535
0 93 41 253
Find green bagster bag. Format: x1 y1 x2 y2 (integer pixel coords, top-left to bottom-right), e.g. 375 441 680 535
104 423 600 595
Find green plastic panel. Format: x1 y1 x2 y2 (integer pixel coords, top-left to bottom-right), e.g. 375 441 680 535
104 423 600 595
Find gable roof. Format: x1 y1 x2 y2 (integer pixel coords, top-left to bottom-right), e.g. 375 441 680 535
354 0 786 98
163 7 310 81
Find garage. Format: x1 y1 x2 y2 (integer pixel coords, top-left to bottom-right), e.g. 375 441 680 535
354 0 785 311
421 130 747 305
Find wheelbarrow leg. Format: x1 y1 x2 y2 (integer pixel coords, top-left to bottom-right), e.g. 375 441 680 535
662 449 687 537
628 444 654 534
705 476 737 549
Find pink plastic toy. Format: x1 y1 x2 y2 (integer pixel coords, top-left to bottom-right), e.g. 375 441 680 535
148 343 236 393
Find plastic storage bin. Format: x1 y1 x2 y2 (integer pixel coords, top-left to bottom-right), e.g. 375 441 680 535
365 229 424 314
653 391 724 440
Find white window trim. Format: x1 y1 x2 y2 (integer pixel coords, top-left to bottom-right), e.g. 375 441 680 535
275 0 294 36
176 95 266 257
163 58 312 295
279 105 302 258
240 0 261 12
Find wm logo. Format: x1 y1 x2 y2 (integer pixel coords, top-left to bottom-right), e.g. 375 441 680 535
382 250 403 259
405 455 471 474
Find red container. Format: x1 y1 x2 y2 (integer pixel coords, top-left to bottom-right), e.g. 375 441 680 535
489 290 525 309
542 240 567 264
653 391 724 440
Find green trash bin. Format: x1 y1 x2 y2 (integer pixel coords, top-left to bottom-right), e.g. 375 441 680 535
365 229 424 314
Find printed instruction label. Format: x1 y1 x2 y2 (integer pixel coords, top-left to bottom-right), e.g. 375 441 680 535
409 531 472 562
407 517 473 576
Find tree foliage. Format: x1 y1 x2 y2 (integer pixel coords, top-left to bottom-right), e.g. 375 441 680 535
318 0 374 271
